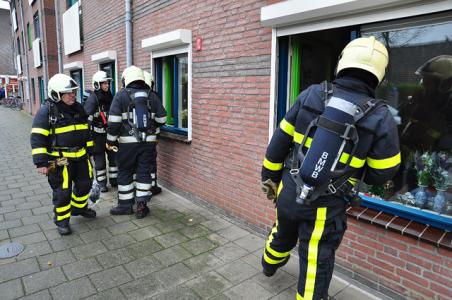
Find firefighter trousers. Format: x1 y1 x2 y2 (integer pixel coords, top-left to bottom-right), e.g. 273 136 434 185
262 208 347 300
116 142 155 208
92 134 117 187
47 157 93 226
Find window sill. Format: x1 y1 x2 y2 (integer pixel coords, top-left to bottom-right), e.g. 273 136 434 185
346 194 452 250
159 131 191 144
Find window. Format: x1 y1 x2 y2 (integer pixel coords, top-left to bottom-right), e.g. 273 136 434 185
70 70 83 103
361 17 452 219
154 54 189 135
66 0 78 9
38 77 44 104
33 12 40 39
30 78 36 104
100 62 116 95
275 13 452 228
27 23 32 49
17 37 20 55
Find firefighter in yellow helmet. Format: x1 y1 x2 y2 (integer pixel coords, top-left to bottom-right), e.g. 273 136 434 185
106 66 166 218
260 36 400 299
84 71 117 193
30 73 96 235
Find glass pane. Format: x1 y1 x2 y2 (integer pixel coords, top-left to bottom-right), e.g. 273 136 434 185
70 70 82 103
362 20 452 216
100 62 115 95
177 54 188 129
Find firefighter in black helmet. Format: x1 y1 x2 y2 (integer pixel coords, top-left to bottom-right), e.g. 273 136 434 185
260 36 401 300
30 73 96 236
400 55 452 151
84 71 117 192
106 66 166 219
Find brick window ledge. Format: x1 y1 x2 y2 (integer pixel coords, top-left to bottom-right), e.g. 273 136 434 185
346 205 452 251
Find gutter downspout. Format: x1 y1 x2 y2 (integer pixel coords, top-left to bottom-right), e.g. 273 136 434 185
39 0 48 102
125 0 132 67
18 0 31 113
54 0 63 73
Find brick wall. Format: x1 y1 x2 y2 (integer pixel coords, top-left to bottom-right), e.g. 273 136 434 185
70 0 275 229
337 219 452 300
48 0 452 298
0 9 15 75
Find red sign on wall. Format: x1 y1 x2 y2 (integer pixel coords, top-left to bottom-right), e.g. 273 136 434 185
195 36 202 51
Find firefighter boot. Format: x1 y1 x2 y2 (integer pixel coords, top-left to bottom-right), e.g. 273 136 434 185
110 205 134 215
57 224 72 236
100 185 108 193
135 202 150 219
73 208 97 218
261 255 288 277
150 186 162 196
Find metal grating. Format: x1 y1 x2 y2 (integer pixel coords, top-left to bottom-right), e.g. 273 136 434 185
0 243 24 258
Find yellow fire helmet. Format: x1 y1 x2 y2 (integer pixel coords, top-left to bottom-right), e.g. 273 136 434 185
336 36 389 84
92 70 112 90
47 73 79 102
143 71 154 89
121 65 144 87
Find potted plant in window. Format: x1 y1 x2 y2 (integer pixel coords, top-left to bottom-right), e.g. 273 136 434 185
431 152 450 214
414 151 432 208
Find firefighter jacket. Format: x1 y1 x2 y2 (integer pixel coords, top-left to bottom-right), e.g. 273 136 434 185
31 100 94 168
106 83 167 144
262 76 401 220
84 89 113 135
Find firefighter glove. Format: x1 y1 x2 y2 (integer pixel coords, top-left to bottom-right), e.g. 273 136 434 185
261 179 278 201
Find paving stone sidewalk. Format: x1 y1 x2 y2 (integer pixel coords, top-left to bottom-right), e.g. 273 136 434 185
0 106 393 299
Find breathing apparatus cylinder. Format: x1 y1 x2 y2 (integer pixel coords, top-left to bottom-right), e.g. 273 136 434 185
132 91 150 141
296 97 357 204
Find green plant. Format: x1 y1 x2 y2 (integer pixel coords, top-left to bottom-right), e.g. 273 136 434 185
414 151 433 186
432 169 449 190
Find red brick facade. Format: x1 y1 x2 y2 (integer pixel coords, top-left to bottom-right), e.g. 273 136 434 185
338 219 452 299
11 0 451 298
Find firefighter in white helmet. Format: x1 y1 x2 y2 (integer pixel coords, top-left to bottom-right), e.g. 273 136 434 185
30 73 96 236
260 36 400 299
106 66 166 218
84 71 117 193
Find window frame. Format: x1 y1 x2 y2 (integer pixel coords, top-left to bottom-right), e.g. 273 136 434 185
151 45 192 140
270 13 452 231
27 23 32 49
99 61 116 95
33 12 40 39
66 0 78 9
69 69 83 104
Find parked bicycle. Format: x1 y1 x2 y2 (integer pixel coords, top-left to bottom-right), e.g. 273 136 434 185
0 97 23 111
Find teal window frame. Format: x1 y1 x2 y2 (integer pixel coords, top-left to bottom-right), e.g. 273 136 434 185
154 54 189 136
100 62 116 95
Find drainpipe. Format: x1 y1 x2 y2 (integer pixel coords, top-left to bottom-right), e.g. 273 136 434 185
18 0 31 113
125 0 132 67
39 0 48 101
54 0 63 73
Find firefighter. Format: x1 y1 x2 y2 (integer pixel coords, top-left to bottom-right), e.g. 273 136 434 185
400 55 452 151
107 66 166 218
31 73 96 236
260 36 401 300
143 71 162 195
84 70 117 192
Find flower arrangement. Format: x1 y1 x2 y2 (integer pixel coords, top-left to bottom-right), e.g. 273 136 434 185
431 152 450 191
414 151 433 186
